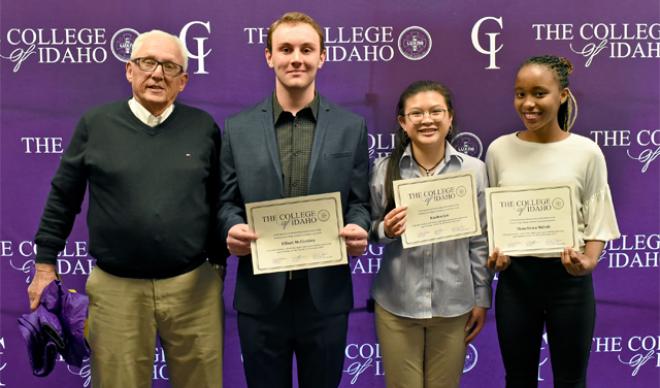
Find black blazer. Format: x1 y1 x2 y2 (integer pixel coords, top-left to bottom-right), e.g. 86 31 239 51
220 94 370 315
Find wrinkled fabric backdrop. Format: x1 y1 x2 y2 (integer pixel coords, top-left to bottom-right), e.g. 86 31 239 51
1 0 658 387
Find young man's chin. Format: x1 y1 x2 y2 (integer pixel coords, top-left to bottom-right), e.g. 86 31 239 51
282 77 313 89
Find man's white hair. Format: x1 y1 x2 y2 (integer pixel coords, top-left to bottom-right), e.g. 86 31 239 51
130 30 189 72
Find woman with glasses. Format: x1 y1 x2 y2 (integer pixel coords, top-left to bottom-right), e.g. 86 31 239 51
368 80 492 388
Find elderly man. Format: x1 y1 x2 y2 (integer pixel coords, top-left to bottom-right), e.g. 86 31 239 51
27 30 225 388
220 12 370 388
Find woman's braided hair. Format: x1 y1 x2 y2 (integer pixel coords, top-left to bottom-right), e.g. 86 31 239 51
521 55 578 132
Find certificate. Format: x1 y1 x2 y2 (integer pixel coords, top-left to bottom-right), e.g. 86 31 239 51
485 184 579 256
245 192 346 275
393 171 481 248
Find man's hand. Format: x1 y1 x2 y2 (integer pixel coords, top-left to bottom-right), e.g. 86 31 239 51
27 263 58 311
340 224 368 256
227 224 258 256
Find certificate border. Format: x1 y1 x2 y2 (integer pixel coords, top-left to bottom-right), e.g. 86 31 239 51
246 192 346 274
393 171 481 248
486 184 579 255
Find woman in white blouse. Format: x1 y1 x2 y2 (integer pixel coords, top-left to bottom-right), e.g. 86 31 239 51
485 55 621 388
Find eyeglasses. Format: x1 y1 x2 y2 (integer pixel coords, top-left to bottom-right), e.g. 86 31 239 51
131 57 184 76
404 109 448 123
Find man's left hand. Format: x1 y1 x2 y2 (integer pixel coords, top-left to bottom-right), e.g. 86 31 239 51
340 224 368 256
27 263 58 311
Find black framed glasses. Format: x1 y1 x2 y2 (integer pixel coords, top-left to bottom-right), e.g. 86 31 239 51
404 109 448 123
131 57 184 76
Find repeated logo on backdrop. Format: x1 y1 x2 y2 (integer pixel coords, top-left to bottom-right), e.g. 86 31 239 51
352 244 382 276
66 357 91 387
397 26 432 61
463 344 479 373
1 5 658 388
0 21 212 74
0 27 108 71
592 334 660 377
531 22 660 67
590 129 659 173
3 239 93 283
65 347 169 385
537 333 552 382
244 25 432 62
470 18 660 70
110 28 139 62
0 337 6 387
151 347 170 381
471 16 504 70
342 342 480 384
367 131 485 161
451 132 484 159
343 342 384 384
599 233 659 270
368 133 396 161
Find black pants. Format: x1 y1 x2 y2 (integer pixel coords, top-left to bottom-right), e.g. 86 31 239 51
237 278 349 388
496 257 595 388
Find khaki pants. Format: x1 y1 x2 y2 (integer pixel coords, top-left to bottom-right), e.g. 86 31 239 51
86 262 224 388
375 303 469 388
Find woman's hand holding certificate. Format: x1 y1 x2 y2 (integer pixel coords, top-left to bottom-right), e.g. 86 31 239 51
485 184 579 256
393 171 481 248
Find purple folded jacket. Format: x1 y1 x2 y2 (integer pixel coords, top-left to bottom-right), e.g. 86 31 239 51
17 306 62 377
58 285 89 367
18 280 90 377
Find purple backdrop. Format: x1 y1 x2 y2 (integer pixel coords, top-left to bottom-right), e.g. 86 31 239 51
1 0 658 387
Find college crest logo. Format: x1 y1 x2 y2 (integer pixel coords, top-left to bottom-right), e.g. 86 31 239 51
110 28 139 62
398 26 432 60
463 344 479 373
452 132 484 159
